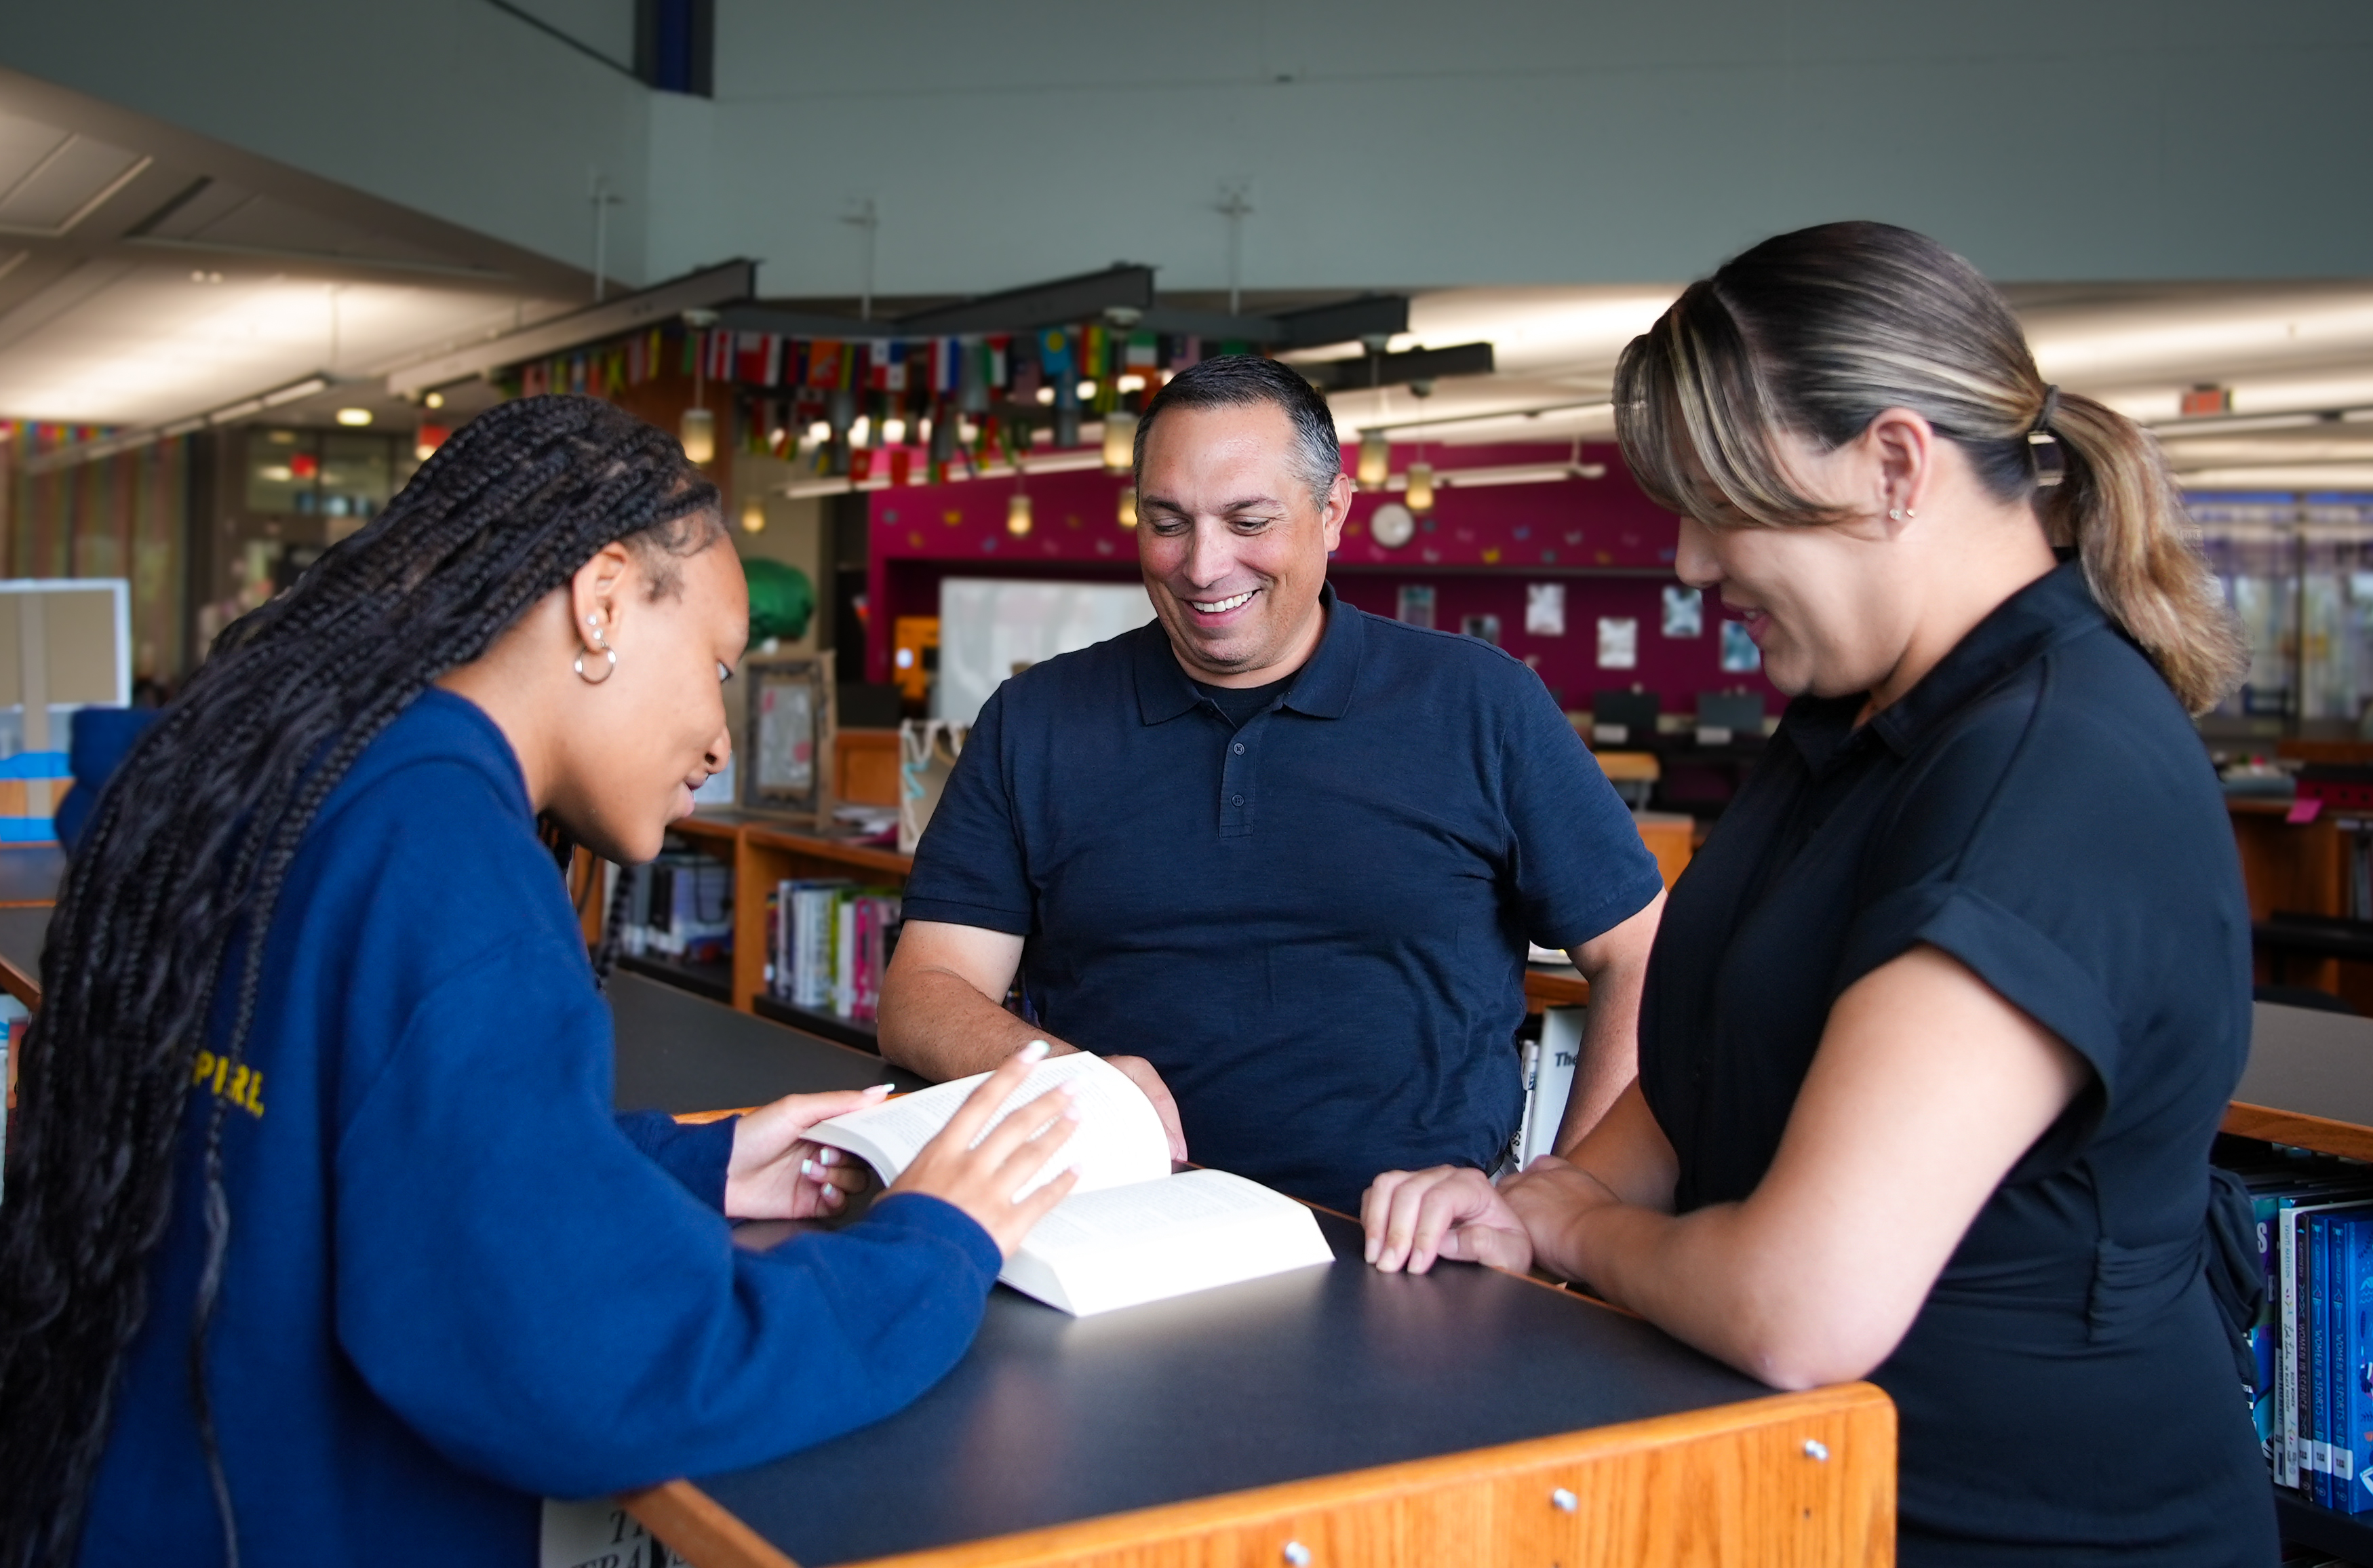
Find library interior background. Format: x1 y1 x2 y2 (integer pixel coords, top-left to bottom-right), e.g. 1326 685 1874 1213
9 4 2373 1566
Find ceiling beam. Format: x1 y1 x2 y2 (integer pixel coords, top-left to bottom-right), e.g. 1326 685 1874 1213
892 263 1156 336
1270 293 1409 349
385 258 757 395
1299 341 1496 393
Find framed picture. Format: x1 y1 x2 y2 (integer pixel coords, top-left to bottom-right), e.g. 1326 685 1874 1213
745 650 836 816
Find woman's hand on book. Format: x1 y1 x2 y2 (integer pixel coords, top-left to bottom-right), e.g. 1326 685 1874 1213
890 1040 1083 1255
1362 1165 1534 1276
724 1085 893 1220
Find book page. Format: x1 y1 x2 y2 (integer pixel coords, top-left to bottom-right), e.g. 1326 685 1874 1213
808 1051 1170 1196
1001 1169 1335 1316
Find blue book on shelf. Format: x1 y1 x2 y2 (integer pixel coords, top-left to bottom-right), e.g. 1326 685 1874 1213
2332 1212 2353 1509
2348 1216 2373 1513
2317 1211 2336 1506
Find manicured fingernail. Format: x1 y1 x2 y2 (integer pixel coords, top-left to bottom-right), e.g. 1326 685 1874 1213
800 1158 815 1177
866 1083 893 1096
823 1183 843 1206
816 1148 838 1165
1021 1039 1050 1061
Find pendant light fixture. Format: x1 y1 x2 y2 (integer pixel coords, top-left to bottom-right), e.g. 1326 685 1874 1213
739 494 766 534
1007 490 1033 536
679 406 715 465
1103 409 1138 474
1404 460 1436 514
1356 430 1390 490
681 307 718 465
1116 487 1138 528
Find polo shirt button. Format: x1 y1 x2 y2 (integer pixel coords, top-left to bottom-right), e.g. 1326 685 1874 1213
1232 742 1245 755
1231 793 1244 806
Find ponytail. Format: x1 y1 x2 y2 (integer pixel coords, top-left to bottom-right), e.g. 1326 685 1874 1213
2042 389 2248 713
1615 220 2248 714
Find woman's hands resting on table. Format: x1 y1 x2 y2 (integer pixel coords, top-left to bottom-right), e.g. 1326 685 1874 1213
722 1043 1082 1249
724 1085 892 1220
1362 1156 1631 1278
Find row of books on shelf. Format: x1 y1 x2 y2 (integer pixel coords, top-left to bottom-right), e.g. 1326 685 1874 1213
2228 1141 2373 1516
616 853 734 964
766 880 903 1022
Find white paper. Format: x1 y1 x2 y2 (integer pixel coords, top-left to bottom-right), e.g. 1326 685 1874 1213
1661 585 1704 639
539 1500 686 1568
1525 582 1566 636
1596 616 1639 670
807 1051 1171 1198
1721 619 1762 672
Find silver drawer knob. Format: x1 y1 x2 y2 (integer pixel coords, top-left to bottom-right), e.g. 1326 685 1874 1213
1551 1487 1579 1512
1803 1438 1830 1462
1283 1544 1312 1567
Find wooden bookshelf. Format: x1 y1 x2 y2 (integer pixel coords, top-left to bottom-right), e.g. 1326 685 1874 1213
730 821 913 1013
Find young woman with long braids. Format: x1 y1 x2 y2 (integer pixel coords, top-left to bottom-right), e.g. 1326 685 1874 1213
0 396 1082 1566
1365 223 2277 1564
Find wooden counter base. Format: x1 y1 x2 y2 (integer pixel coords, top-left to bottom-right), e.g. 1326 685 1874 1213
625 1381 1893 1568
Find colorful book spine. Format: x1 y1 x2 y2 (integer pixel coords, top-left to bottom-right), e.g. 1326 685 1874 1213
2316 1212 2332 1504
2348 1215 2373 1512
2252 1192 2279 1467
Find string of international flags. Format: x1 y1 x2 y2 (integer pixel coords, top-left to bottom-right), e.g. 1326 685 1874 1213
506 321 1253 481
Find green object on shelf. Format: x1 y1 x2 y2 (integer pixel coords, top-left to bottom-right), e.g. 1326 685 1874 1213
743 557 815 643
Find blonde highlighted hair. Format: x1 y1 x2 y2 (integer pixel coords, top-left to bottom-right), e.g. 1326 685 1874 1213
1613 221 2246 713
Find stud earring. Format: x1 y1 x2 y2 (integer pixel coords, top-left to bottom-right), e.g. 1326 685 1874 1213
1888 507 1904 521
574 615 615 684
1905 507 1918 519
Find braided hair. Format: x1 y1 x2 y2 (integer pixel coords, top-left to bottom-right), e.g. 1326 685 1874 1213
0 395 722 1566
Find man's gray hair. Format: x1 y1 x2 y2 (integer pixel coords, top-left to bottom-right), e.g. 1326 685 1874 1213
1131 354 1344 508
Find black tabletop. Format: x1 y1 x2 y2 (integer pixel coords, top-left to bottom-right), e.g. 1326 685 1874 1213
0 844 64 907
695 1208 1769 1567
0 903 49 985
594 971 1777 1565
2235 1000 2373 1126
607 971 928 1113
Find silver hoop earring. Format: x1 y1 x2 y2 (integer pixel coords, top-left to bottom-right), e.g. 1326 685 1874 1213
574 617 615 684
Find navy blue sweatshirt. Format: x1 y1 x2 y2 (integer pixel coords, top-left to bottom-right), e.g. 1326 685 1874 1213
78 689 1000 1566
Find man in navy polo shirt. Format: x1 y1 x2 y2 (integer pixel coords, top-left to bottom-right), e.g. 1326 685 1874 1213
878 356 1665 1214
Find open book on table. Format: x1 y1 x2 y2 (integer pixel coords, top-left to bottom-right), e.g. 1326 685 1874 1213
806 1052 1333 1316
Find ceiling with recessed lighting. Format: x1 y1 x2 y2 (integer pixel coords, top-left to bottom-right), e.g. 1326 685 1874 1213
0 66 581 433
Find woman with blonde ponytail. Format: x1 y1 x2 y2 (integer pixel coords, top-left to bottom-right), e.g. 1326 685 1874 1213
1363 223 2273 1565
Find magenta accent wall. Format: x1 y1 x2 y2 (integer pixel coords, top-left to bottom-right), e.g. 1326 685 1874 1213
865 442 1778 716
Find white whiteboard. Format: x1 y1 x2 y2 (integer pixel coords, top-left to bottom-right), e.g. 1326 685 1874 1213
935 579 1156 726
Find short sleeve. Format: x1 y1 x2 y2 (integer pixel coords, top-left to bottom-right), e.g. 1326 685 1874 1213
1839 882 2124 1097
901 691 1034 935
1499 673 1664 949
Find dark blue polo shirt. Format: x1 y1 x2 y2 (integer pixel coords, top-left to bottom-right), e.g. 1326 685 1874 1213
904 584 1662 1212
